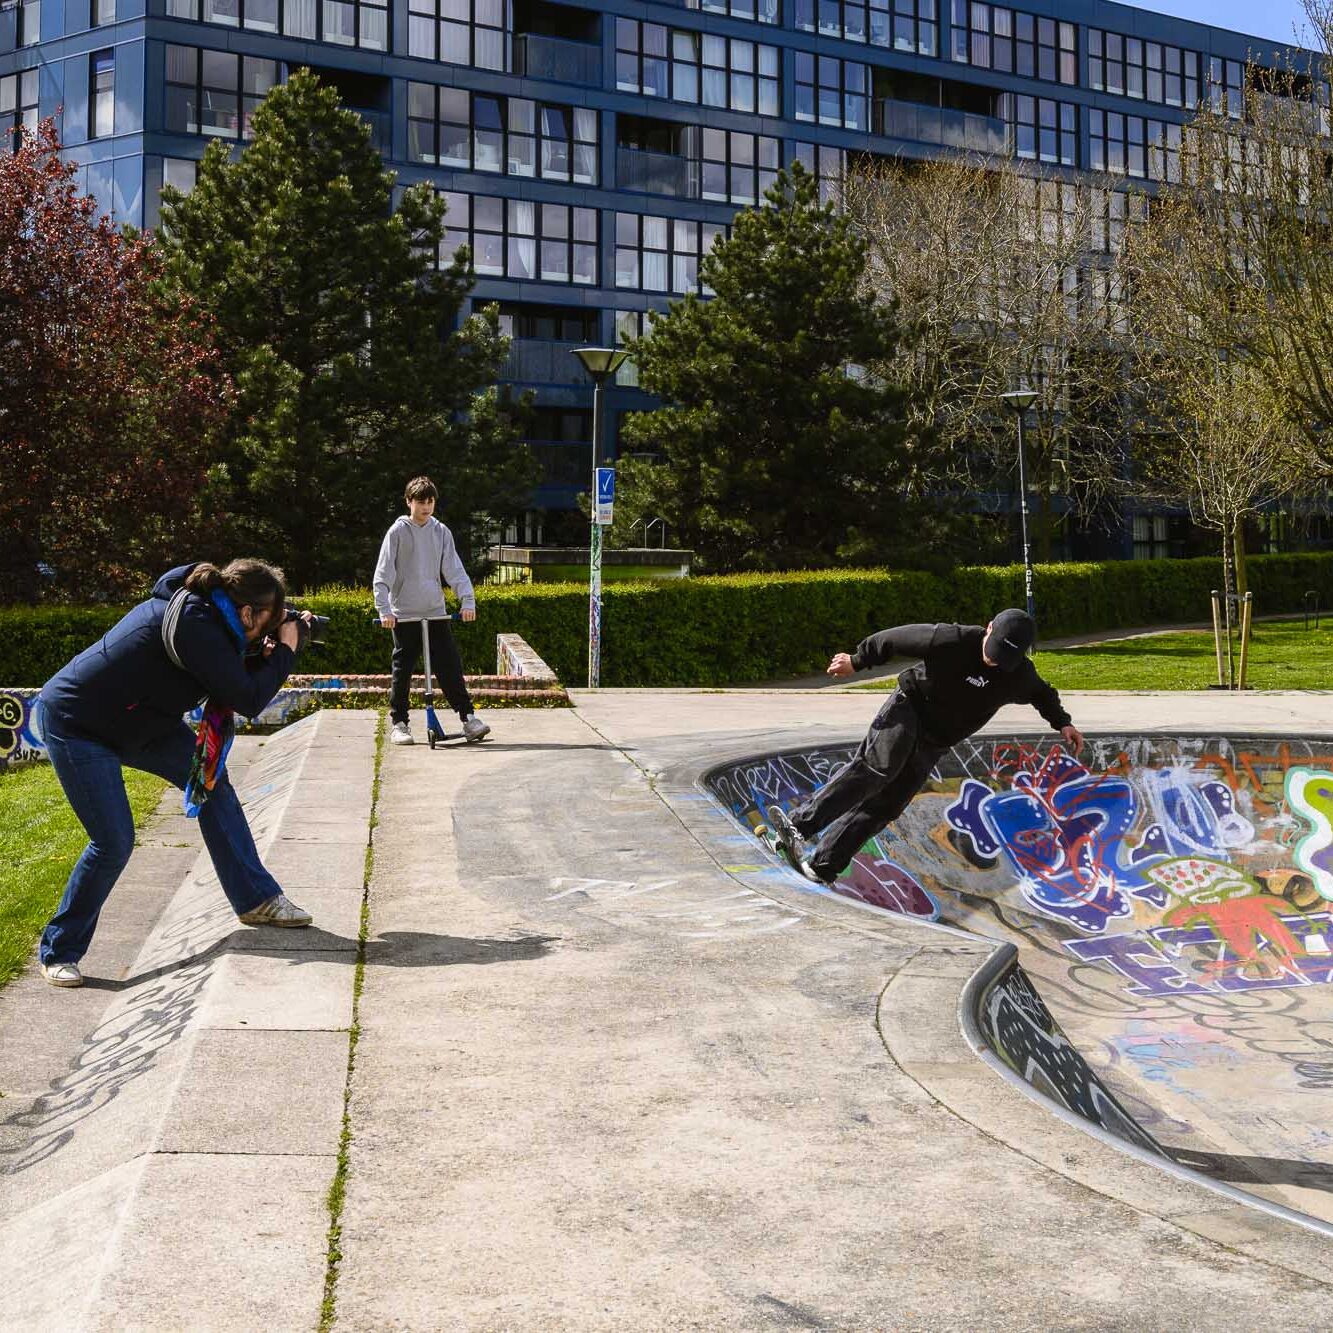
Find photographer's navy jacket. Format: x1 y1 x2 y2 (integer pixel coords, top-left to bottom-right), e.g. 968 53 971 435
40 565 296 750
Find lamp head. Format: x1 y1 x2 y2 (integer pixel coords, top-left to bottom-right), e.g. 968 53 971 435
1000 387 1039 412
572 346 631 380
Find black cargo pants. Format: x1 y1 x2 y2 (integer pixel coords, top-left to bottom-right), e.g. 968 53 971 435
790 690 944 880
390 619 473 724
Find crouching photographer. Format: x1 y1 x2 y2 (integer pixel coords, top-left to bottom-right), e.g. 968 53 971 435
36 559 317 989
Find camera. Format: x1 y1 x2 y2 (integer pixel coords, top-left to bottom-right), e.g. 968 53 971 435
284 606 330 648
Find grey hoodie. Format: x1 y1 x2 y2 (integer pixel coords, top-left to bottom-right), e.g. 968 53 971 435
373 516 476 620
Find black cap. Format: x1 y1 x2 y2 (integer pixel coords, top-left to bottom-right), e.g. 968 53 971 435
984 609 1035 671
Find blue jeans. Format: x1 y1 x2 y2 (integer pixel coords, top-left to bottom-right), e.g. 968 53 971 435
39 711 280 965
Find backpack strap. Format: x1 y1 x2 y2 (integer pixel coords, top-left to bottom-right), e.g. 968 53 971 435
161 586 191 671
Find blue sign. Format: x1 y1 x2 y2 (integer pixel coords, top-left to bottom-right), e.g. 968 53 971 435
595 467 615 525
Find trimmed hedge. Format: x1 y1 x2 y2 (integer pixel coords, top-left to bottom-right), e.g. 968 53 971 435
4 552 1333 688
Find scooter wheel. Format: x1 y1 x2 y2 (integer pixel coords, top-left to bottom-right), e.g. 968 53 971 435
428 728 443 748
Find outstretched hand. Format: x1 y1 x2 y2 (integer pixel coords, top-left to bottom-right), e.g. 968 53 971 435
1061 724 1084 754
827 652 854 677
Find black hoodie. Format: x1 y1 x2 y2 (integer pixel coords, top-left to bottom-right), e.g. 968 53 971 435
850 621 1071 747
40 564 296 750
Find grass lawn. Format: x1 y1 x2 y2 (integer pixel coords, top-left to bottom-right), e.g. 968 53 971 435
0 763 167 989
850 617 1333 692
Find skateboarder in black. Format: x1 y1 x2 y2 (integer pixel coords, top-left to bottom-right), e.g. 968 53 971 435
769 609 1083 884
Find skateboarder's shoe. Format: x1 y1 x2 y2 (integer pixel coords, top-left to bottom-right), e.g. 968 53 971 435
768 805 812 867
462 714 491 743
390 722 414 746
799 857 836 886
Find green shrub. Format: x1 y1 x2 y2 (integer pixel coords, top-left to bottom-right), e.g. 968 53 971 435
6 554 1333 688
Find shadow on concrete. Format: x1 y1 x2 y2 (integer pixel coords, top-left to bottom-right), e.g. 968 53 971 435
1173 1149 1333 1195
0 931 557 1180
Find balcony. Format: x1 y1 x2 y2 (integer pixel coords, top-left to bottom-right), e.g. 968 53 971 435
514 33 600 85
616 146 701 199
351 108 390 152
874 99 1007 155
501 339 595 385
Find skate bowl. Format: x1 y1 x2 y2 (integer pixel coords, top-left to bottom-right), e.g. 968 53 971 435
703 733 1333 1234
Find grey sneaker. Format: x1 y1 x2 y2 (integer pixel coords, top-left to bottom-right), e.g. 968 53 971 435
390 722 414 746
799 857 835 886
462 714 491 743
238 893 313 928
768 805 810 865
40 961 83 988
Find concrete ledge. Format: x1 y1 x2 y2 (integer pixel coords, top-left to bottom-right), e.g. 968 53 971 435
0 709 379 1330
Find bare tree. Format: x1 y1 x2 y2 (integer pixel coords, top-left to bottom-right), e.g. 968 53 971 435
844 156 1130 560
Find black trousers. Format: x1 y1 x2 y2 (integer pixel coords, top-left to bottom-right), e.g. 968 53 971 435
390 619 473 724
791 690 944 879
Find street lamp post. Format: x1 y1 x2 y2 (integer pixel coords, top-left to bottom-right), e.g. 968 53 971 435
572 346 630 688
1000 386 1039 623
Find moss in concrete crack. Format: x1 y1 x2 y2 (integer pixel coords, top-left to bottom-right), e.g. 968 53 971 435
319 708 386 1331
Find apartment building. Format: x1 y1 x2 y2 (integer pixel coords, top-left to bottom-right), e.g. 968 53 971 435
0 0 1318 554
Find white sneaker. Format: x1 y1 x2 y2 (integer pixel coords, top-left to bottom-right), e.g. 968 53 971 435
238 893 313 927
462 714 491 743
390 722 414 746
40 961 83 988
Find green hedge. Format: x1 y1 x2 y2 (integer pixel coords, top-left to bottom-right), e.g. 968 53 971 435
4 553 1333 688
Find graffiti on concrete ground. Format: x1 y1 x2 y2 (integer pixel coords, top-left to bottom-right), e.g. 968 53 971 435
705 736 1333 999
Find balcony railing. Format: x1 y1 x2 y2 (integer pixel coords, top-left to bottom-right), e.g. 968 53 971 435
351 108 390 152
616 146 701 199
514 33 600 85
501 339 595 385
874 99 1007 155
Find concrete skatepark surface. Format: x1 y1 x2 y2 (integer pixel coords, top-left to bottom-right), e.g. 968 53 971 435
5 691 1333 1327
705 732 1333 1229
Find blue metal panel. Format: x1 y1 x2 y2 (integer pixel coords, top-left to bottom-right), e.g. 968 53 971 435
64 52 88 140
115 35 143 130
114 150 143 221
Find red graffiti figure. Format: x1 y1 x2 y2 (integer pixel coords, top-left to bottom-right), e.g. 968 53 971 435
1163 895 1306 979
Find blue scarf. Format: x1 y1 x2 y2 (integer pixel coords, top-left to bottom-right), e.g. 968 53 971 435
183 590 246 817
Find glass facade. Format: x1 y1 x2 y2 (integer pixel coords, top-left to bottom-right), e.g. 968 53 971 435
0 0 1317 532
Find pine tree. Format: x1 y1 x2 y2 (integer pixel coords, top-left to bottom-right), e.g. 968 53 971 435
158 68 535 589
621 162 927 572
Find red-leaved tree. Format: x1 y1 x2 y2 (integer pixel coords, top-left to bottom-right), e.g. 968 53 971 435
0 121 231 603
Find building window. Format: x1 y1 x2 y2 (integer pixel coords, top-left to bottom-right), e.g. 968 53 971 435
1003 94 1076 166
165 46 278 140
1209 56 1245 120
794 52 868 130
1 69 39 150
1132 514 1172 561
614 211 724 295
17 0 38 45
796 0 936 57
163 155 198 194
700 128 778 205
792 142 845 204
408 0 506 69
613 309 655 386
951 2 1074 84
1089 31 1201 109
167 0 387 48
407 84 596 183
440 193 597 285
700 0 779 24
1087 109 1179 181
89 50 114 139
616 20 779 116
92 0 115 25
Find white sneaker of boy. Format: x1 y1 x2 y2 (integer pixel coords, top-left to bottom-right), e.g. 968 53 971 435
390 722 414 746
462 715 491 743
41 961 84 988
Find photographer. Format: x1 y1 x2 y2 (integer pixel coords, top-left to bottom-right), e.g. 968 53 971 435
36 560 315 989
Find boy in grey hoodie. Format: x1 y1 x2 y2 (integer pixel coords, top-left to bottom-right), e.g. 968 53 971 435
373 476 490 746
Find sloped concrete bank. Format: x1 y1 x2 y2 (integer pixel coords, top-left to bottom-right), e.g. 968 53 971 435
694 720 1333 1260
0 710 378 1331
